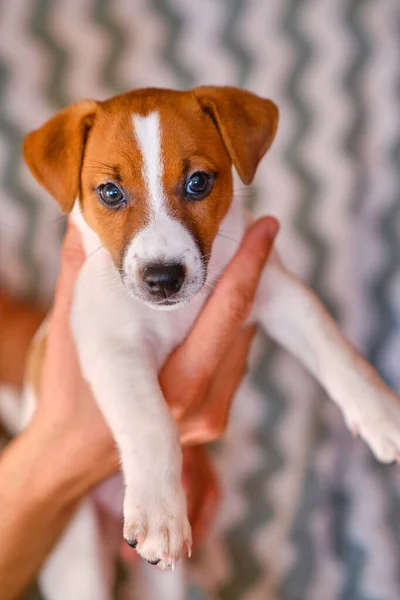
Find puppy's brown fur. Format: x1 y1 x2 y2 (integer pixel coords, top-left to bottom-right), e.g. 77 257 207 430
24 87 278 269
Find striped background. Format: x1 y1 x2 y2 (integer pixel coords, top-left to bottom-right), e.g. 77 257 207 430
1 1 400 598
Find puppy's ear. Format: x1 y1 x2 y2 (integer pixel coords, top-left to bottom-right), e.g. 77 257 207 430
194 86 278 185
23 100 97 213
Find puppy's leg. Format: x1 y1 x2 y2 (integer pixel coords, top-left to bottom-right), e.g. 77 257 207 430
78 343 190 568
39 498 109 600
255 251 400 462
72 257 191 568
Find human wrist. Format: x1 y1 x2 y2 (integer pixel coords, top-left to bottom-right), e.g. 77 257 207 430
14 419 114 507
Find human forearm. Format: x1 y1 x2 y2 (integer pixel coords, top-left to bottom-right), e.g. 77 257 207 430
0 422 107 599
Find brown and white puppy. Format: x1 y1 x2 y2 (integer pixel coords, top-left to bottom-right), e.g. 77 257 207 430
21 86 400 600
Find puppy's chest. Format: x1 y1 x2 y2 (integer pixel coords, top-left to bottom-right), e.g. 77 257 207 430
140 295 206 370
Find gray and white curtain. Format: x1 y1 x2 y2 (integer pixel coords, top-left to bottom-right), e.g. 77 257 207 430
1 1 399 599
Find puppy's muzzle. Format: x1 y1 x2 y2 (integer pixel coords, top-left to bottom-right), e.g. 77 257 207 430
141 263 186 300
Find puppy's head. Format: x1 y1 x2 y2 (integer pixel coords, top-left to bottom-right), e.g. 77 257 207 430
24 87 278 309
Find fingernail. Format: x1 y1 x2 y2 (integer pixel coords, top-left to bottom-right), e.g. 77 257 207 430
263 216 280 239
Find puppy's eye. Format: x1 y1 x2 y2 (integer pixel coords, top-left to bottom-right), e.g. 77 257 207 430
97 182 126 208
185 172 213 201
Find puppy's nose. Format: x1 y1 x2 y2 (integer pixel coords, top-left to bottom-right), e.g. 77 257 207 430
142 263 185 299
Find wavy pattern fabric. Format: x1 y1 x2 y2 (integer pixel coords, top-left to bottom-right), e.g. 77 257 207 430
1 1 400 598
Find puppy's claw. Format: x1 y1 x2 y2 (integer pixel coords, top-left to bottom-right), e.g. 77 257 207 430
160 553 168 570
125 531 145 550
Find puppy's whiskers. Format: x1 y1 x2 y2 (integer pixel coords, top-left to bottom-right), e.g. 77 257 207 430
86 244 105 260
216 232 240 245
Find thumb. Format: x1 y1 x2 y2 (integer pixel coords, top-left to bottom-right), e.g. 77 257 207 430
51 224 85 323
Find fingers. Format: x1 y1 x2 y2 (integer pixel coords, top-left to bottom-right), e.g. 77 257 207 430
51 224 85 324
163 217 278 403
44 224 85 384
178 325 256 445
182 446 220 548
183 217 277 378
204 324 256 424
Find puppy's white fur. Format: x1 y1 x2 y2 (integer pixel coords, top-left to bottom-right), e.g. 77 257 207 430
124 212 205 306
21 111 400 600
133 111 165 214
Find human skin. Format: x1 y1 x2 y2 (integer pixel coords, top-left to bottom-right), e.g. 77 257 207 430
0 216 278 599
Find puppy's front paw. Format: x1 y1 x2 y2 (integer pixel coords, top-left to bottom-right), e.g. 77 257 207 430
341 380 400 463
123 484 191 569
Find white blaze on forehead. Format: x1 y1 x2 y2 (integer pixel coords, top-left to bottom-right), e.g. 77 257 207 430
132 111 165 215
125 110 205 305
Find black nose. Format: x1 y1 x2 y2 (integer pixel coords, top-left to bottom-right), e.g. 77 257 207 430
142 263 185 299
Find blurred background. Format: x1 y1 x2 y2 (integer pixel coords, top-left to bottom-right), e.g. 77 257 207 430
1 1 400 598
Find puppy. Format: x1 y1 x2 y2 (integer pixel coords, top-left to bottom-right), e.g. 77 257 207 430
22 86 400 600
